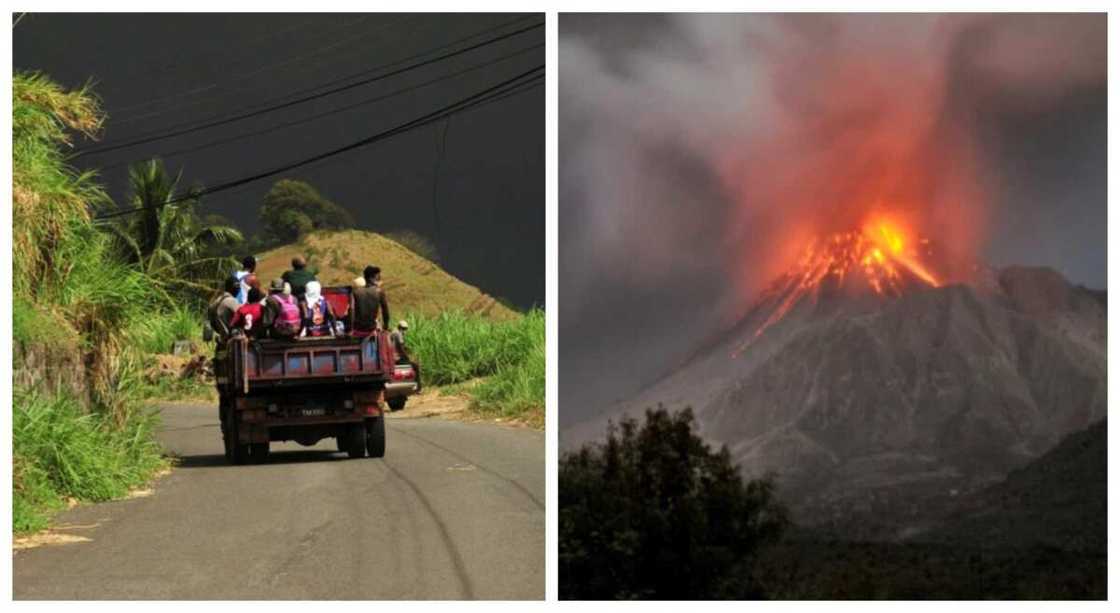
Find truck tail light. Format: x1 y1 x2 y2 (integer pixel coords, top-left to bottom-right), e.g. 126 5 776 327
392 367 414 381
364 404 382 416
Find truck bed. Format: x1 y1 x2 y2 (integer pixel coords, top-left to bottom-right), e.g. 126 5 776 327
221 332 397 394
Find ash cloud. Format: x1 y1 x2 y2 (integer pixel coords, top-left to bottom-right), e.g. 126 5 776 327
559 13 1106 426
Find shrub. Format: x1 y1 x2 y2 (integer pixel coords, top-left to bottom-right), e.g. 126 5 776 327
387 230 440 263
560 406 789 599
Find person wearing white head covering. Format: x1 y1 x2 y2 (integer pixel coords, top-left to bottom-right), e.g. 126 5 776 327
300 280 336 337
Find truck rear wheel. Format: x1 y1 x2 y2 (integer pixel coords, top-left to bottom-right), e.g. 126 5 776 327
345 424 366 459
387 397 406 412
231 439 249 465
366 416 386 458
225 413 250 465
250 442 269 463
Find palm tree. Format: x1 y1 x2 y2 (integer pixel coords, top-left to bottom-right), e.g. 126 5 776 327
107 159 243 299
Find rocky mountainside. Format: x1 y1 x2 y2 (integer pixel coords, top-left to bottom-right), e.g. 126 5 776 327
916 418 1106 553
566 263 1106 539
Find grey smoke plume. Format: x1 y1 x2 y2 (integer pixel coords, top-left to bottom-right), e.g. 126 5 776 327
559 13 1106 426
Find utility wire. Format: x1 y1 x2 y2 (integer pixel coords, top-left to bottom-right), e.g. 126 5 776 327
110 15 534 122
110 14 536 125
76 18 542 158
97 42 543 173
104 15 357 114
109 15 413 122
94 65 543 220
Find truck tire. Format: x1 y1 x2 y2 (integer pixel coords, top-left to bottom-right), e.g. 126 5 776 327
225 413 250 465
223 423 235 464
250 442 269 463
231 438 249 465
387 397 406 412
345 424 366 459
366 416 386 458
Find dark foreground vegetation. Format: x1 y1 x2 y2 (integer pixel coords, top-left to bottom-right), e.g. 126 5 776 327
560 407 1106 600
752 536 1105 599
559 407 789 599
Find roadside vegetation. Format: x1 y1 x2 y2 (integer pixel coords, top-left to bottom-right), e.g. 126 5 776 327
407 309 545 424
12 72 220 533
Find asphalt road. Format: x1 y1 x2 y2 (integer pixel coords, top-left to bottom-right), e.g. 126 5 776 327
13 403 544 600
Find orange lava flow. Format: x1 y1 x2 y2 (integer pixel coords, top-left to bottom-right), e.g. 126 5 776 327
732 217 941 357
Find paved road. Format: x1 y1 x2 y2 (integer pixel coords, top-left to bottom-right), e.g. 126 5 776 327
13 403 544 600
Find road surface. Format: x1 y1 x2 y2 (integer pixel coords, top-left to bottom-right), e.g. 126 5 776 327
13 402 544 600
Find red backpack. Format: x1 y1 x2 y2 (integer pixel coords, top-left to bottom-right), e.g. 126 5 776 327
271 294 301 336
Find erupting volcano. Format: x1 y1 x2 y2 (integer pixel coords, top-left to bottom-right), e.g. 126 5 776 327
745 218 943 346
570 222 1105 541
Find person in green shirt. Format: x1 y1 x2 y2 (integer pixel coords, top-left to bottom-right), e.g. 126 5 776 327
281 255 318 298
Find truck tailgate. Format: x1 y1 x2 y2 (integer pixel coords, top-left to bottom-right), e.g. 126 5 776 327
229 332 396 391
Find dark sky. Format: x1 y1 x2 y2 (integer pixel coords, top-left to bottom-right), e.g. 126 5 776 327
559 14 1107 425
14 13 544 309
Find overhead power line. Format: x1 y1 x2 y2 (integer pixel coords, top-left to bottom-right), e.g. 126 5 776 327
94 65 543 221
76 19 543 159
109 14 534 124
108 15 413 122
104 15 363 114
98 42 543 173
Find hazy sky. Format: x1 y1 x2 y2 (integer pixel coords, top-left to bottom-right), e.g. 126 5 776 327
15 13 544 309
559 13 1107 424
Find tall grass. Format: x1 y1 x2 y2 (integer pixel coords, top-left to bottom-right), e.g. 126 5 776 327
13 72 105 296
127 305 202 354
12 72 176 532
406 309 544 420
13 389 168 533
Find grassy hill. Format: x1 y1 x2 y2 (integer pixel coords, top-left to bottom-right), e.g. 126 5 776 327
255 230 518 321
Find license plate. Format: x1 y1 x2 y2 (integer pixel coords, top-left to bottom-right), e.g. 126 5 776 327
301 408 326 417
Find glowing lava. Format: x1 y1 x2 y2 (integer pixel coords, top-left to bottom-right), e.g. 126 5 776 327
734 217 942 356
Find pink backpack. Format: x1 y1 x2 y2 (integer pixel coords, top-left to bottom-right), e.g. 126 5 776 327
272 294 301 336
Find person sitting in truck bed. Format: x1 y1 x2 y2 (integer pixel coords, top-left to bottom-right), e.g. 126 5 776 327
207 276 241 338
233 255 256 304
281 255 318 297
263 278 302 339
350 265 390 337
229 287 266 337
300 281 337 337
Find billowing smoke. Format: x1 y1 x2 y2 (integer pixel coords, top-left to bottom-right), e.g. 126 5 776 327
560 14 1106 425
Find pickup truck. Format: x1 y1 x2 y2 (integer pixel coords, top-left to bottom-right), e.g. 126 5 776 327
385 360 418 411
210 286 410 464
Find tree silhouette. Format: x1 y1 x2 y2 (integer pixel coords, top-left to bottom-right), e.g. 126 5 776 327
258 179 354 247
560 406 788 599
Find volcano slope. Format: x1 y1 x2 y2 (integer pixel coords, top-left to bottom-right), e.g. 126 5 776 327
570 264 1105 540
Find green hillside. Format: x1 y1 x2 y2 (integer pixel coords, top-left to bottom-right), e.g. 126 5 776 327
254 230 518 321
